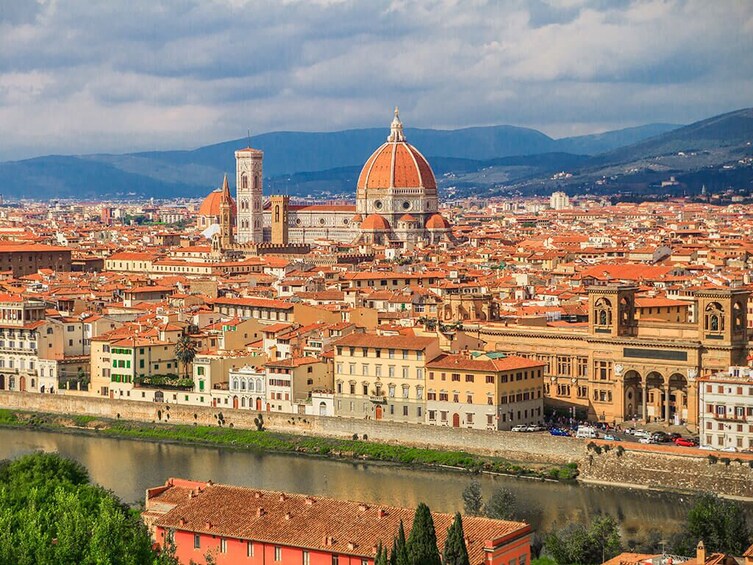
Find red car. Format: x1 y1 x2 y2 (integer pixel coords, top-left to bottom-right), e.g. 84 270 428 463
675 437 696 447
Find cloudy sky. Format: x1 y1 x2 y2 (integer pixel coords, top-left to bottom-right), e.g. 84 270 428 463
1 0 752 160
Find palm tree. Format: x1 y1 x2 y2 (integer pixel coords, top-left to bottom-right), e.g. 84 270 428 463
175 334 198 379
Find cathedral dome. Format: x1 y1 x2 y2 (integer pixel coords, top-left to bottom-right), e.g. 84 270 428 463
425 213 451 230
356 109 437 192
199 188 236 218
360 214 391 231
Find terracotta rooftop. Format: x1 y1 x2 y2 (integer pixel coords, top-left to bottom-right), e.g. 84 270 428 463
147 479 530 564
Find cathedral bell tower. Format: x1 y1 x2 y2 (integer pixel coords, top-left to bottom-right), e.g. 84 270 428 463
235 146 264 244
219 173 234 249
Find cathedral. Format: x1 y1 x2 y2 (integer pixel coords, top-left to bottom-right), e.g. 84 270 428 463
197 109 453 250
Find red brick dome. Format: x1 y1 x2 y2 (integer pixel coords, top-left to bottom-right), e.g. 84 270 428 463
425 213 451 230
357 109 436 192
199 189 236 217
360 214 391 231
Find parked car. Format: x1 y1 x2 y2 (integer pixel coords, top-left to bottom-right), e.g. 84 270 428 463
669 432 682 441
549 428 570 437
674 437 697 447
651 431 672 443
623 428 635 435
633 430 651 439
603 434 621 441
638 437 654 444
576 426 598 439
526 424 545 432
511 425 527 432
720 446 737 453
699 445 715 451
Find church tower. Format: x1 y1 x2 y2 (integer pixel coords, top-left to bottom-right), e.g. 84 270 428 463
219 173 234 249
235 146 264 244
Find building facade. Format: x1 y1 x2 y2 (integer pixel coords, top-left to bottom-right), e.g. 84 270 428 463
698 366 753 451
144 478 532 565
477 284 749 428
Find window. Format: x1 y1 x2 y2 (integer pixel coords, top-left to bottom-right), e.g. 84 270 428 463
275 546 282 561
452 373 460 382
332 557 339 565
389 349 395 359
465 374 474 383
486 375 494 384
362 364 369 376
194 534 201 549
303 550 310 565
402 366 409 379
220 539 227 554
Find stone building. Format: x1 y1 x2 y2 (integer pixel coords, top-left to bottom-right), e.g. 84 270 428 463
0 242 72 276
475 284 749 428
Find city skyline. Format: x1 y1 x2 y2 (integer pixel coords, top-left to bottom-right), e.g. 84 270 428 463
1 0 752 160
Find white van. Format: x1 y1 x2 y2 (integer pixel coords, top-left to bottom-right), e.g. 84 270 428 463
576 426 598 439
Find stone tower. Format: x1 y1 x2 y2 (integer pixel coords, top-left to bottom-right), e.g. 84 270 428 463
219 174 234 250
270 195 289 245
235 146 264 244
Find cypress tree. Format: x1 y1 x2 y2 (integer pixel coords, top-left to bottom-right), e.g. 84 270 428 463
442 513 470 565
375 542 388 565
389 537 398 565
393 520 410 565
407 503 441 565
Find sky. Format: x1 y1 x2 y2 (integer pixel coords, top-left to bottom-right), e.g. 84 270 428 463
1 0 752 160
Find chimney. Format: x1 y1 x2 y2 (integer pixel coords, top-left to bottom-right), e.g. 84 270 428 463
257 508 265 517
188 491 194 499
254 492 262 499
347 542 355 551
305 497 315 505
377 508 387 519
205 522 212 530
696 540 706 564
179 518 186 526
358 503 369 512
280 493 287 502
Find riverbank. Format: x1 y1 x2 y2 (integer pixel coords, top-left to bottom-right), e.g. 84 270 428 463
0 408 579 481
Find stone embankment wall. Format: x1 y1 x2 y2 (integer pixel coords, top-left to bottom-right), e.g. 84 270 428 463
4 392 753 498
0 392 579 464
579 444 753 499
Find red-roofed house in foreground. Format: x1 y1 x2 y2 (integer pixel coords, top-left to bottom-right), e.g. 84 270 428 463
144 479 531 565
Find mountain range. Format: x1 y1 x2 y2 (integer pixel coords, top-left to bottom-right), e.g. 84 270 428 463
0 107 751 200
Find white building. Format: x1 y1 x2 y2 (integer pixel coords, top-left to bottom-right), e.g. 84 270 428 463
549 191 571 211
698 366 753 451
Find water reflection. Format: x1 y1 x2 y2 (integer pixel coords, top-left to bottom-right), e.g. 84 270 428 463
1 428 749 535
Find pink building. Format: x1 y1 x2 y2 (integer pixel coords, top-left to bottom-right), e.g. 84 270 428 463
143 478 532 565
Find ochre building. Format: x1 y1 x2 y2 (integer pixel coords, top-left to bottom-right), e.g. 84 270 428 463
475 285 749 428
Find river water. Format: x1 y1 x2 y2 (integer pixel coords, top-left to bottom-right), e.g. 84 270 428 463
1 427 748 538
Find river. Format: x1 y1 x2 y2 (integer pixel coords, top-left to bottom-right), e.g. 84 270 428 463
1 427 748 539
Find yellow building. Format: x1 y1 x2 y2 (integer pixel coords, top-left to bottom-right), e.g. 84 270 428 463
333 333 440 423
425 353 545 430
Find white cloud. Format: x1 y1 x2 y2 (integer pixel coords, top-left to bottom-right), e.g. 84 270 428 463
0 0 752 159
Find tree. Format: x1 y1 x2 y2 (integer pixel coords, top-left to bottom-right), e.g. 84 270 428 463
392 520 410 565
174 334 198 378
543 514 622 565
406 503 441 565
442 513 470 565
484 487 517 520
672 492 751 554
462 481 483 516
0 452 170 564
375 542 389 565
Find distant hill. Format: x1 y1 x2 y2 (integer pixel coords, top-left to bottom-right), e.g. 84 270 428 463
593 108 753 166
0 121 682 200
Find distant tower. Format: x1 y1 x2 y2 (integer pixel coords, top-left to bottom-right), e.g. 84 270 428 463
270 195 289 245
219 174 234 249
235 146 264 244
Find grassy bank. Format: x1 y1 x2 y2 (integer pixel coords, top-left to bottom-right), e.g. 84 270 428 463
0 408 579 481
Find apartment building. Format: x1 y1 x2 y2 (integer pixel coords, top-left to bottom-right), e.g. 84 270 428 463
264 356 331 413
333 333 440 423
425 353 545 430
698 366 753 451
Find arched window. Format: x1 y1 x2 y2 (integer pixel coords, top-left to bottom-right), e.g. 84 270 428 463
241 173 248 189
249 380 255 392
733 301 744 331
232 378 239 390
704 302 724 332
253 175 259 189
274 205 280 223
594 297 612 327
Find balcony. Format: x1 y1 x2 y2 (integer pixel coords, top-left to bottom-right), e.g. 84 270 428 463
369 394 387 404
